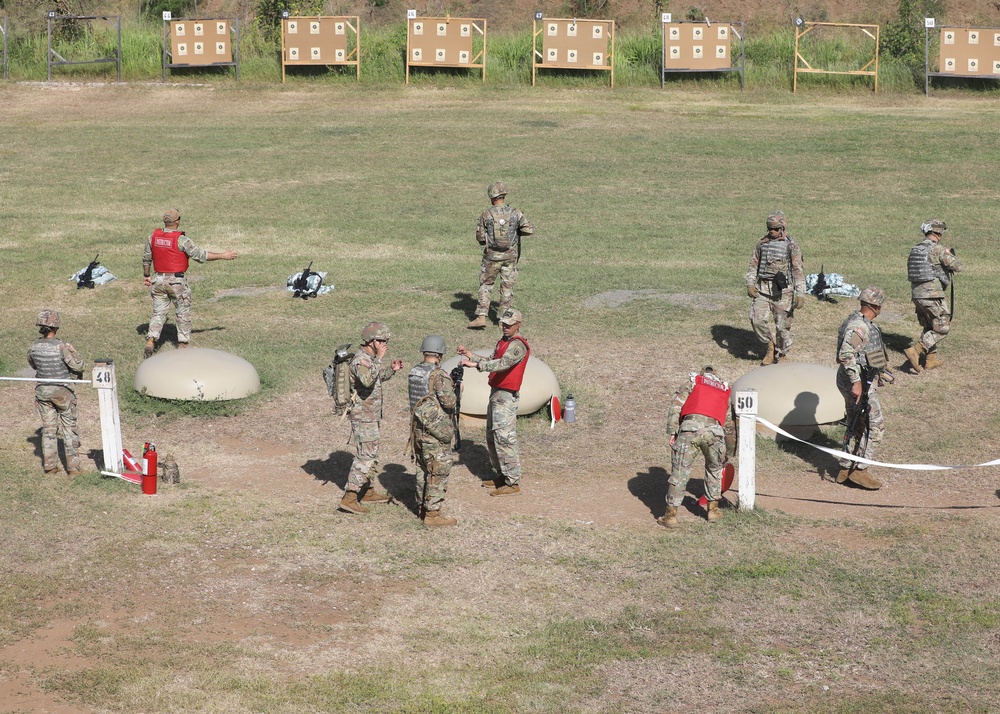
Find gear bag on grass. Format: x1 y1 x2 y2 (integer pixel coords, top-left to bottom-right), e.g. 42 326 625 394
323 343 355 415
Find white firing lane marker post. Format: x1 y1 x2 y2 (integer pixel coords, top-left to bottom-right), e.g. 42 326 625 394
734 388 758 510
92 359 124 473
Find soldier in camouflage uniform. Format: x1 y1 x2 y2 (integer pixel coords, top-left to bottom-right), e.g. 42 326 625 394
27 310 86 476
142 209 239 358
835 286 892 491
658 367 736 528
904 219 963 373
468 182 535 329
745 211 806 365
408 335 459 527
458 309 529 495
339 321 404 515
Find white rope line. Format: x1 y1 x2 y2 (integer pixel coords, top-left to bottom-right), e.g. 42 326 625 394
0 376 91 384
754 416 1000 471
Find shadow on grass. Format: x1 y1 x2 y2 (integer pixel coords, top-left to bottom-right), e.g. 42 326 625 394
134 323 227 349
710 323 763 362
454 436 499 486
302 449 353 489
451 291 500 324
379 463 418 515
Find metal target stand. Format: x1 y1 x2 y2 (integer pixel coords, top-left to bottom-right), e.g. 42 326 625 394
46 13 121 82
924 18 1000 95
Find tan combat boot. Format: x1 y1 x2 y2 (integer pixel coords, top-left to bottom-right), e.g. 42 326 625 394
339 491 369 514
835 468 851 484
847 471 882 490
656 506 679 529
481 478 500 489
467 315 488 329
423 510 458 527
761 341 775 366
923 352 944 370
360 485 391 504
706 500 723 522
904 343 926 373
143 338 156 359
490 484 521 497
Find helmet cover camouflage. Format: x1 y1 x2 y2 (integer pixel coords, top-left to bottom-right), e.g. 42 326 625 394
859 286 886 307
420 334 447 355
36 309 61 329
360 321 391 344
766 211 787 230
920 219 947 235
487 181 508 200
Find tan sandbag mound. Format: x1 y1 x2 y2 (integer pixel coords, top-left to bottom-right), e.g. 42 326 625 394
134 348 261 401
731 362 844 430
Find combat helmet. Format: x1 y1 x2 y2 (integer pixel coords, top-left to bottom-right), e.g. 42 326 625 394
360 321 391 344
487 181 508 200
858 286 886 307
920 219 947 235
36 309 61 329
420 334 446 355
766 211 787 230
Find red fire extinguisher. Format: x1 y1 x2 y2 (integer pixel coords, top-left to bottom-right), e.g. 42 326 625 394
141 442 158 495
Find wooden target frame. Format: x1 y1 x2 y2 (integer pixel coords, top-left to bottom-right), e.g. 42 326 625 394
532 15 615 87
660 15 745 89
925 22 1000 94
46 14 122 82
793 21 879 93
281 15 360 83
405 15 486 83
162 14 239 81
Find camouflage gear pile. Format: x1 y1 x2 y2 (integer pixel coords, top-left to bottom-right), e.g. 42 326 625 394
410 367 457 513
746 232 806 360
28 337 85 474
836 310 886 469
345 348 397 493
474 201 534 318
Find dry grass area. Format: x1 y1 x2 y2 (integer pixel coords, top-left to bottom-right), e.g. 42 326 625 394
0 83 998 712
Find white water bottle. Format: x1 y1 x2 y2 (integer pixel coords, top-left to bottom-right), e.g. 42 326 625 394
564 393 576 423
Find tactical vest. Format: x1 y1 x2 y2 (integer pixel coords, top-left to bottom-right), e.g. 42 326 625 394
680 373 731 425
488 336 530 391
408 362 435 412
756 238 792 281
485 205 519 251
838 313 887 371
907 240 944 285
30 339 73 383
150 229 189 273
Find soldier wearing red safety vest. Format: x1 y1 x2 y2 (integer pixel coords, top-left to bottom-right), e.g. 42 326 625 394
141 209 239 358
457 308 530 497
659 366 736 529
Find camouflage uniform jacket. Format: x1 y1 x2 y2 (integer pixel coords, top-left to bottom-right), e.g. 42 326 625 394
142 233 210 273
836 311 883 384
666 373 737 457
412 369 458 443
348 350 396 423
745 235 806 296
468 337 529 374
28 338 85 392
910 240 962 300
476 204 535 262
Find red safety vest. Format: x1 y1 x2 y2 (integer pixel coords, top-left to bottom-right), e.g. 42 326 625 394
680 373 730 425
488 336 530 391
150 229 189 273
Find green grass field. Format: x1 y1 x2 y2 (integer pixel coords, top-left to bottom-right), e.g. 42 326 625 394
1 83 999 712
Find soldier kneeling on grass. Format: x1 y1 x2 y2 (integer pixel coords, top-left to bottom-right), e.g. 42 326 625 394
659 366 736 529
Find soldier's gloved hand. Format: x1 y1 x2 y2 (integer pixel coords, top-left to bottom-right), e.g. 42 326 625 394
747 285 758 299
793 296 805 310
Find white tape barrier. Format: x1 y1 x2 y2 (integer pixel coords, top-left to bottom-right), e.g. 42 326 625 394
755 416 1000 471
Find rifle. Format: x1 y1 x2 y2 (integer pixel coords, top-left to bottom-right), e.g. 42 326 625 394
842 368 874 477
949 247 956 320
77 254 99 289
450 365 464 453
772 270 788 301
812 264 829 301
292 261 314 299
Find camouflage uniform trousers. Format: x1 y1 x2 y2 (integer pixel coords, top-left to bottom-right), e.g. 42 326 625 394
347 421 381 493
912 297 951 351
487 388 520 486
148 274 193 343
749 289 795 357
35 385 81 472
476 258 518 317
667 416 725 508
414 432 454 512
836 369 885 471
